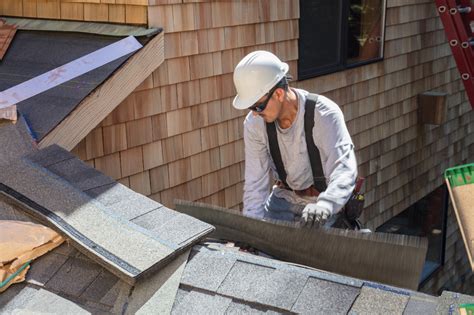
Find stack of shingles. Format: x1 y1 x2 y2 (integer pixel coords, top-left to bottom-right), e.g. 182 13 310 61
0 126 213 313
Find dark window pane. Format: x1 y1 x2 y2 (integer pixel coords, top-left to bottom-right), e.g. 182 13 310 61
347 0 385 64
376 186 447 283
298 0 343 79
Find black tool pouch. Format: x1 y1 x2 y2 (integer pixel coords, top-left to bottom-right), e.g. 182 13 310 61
343 192 365 221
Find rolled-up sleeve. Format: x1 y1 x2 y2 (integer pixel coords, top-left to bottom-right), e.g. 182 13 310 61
314 108 358 215
242 117 271 219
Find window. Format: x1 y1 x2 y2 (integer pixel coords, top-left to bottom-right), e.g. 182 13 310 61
376 186 448 285
298 0 386 80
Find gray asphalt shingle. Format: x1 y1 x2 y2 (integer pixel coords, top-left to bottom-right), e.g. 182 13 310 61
26 252 68 286
349 285 409 315
403 294 438 315
25 144 73 167
291 277 360 314
180 248 236 292
435 291 474 314
225 302 283 314
217 260 308 310
0 118 35 167
171 289 232 315
45 257 102 297
80 269 120 305
47 157 114 191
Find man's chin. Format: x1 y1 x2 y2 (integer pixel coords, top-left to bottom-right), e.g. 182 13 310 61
261 115 275 123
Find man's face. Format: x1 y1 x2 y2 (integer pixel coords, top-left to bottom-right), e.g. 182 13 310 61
250 88 282 123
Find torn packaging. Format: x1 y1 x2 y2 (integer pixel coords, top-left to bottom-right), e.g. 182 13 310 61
0 105 17 122
0 220 64 292
175 200 428 290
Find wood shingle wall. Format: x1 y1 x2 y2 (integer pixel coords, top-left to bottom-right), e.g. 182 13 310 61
2 0 474 295
0 0 148 24
71 0 299 211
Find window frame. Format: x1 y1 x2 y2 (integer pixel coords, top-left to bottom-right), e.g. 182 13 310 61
298 0 387 81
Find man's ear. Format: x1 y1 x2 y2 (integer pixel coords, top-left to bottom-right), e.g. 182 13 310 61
274 87 286 102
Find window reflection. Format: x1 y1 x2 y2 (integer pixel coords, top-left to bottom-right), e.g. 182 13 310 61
347 0 385 64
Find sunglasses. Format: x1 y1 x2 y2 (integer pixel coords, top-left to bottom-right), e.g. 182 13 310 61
248 86 277 113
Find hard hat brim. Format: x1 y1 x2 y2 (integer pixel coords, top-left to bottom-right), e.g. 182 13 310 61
232 62 289 110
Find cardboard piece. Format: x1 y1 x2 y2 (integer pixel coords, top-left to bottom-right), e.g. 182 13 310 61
0 220 64 292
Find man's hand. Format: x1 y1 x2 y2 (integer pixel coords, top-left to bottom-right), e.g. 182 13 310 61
300 204 331 228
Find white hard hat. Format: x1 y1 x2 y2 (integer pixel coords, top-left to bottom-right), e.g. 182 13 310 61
232 51 289 110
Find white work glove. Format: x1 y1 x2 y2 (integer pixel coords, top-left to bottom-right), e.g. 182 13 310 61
300 203 331 228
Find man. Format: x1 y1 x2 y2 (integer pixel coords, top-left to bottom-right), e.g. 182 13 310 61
232 51 358 228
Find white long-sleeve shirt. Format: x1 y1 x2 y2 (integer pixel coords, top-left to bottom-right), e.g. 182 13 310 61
243 88 358 219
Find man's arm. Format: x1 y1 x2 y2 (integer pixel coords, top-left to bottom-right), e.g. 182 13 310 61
314 107 358 216
242 117 271 219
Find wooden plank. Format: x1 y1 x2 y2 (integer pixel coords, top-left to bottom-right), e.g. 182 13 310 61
129 170 151 196
103 123 128 155
180 30 199 56
166 108 192 137
102 95 136 126
190 103 208 129
182 129 201 157
148 5 173 30
134 87 162 119
171 3 195 32
39 31 165 150
159 178 202 208
160 84 178 112
150 164 170 193
189 53 214 80
177 80 201 107
1 0 23 16
109 4 126 23
84 3 109 21
200 124 219 150
168 157 192 187
36 0 60 19
199 76 220 103
125 4 147 24
22 0 37 17
126 117 153 148
190 150 211 179
153 59 170 86
143 140 163 170
151 113 168 141
206 100 222 125
60 2 84 20
134 74 154 92
207 28 225 53
194 2 212 29
120 146 144 177
95 153 122 180
201 170 220 197
167 56 191 84
162 134 184 163
85 127 104 160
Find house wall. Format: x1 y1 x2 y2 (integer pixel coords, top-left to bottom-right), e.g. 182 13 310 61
0 0 148 24
3 0 474 295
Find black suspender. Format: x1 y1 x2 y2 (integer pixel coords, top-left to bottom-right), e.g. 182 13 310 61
304 94 327 192
265 93 327 192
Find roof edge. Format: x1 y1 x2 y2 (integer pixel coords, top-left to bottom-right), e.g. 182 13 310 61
38 31 165 150
1 17 161 37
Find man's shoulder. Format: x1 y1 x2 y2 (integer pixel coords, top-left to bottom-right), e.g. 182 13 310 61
244 111 265 129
